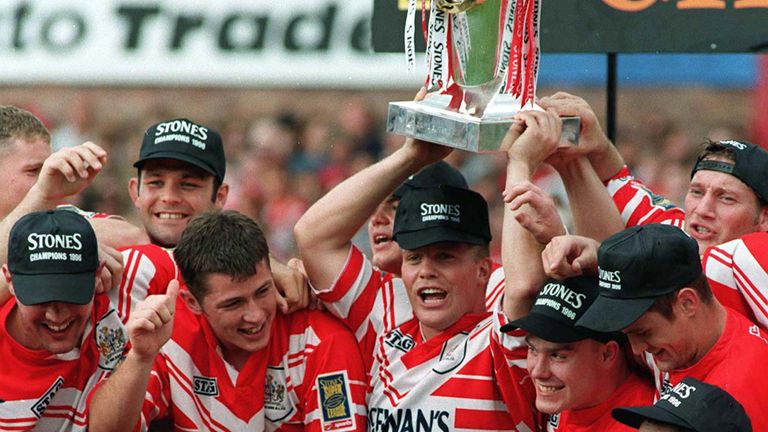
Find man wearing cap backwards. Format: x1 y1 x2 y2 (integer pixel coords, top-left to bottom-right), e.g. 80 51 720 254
89 210 367 431
573 223 768 429
0 209 131 431
613 377 752 432
295 109 577 431
541 93 768 328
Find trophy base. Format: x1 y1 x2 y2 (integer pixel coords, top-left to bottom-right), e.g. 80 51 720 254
387 98 580 153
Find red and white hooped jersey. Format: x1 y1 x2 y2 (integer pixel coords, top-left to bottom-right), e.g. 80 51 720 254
703 233 768 329
643 309 768 430
116 244 367 431
606 167 768 329
136 303 368 432
314 246 540 432
604 167 686 229
0 295 128 431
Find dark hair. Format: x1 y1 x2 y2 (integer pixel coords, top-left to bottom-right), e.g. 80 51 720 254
648 273 713 320
699 139 736 164
173 210 270 302
136 169 223 202
0 105 51 150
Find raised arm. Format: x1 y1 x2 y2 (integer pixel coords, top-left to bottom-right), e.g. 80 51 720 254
88 280 179 432
501 110 562 321
294 135 450 291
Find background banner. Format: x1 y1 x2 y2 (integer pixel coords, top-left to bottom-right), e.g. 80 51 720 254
0 0 424 87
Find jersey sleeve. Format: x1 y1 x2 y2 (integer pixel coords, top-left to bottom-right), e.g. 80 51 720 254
137 354 172 430
298 313 368 432
703 232 768 329
485 264 505 312
311 245 412 358
110 244 179 324
490 313 541 431
605 166 686 229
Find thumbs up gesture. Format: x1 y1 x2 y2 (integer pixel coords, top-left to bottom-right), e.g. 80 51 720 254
127 279 180 361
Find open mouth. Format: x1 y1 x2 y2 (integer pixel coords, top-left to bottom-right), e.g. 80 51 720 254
418 288 447 303
373 234 391 245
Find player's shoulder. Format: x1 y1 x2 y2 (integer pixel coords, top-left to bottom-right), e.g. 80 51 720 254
279 309 356 344
119 243 176 267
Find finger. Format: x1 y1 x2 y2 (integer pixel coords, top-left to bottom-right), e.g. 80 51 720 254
500 117 526 151
414 86 428 102
165 280 180 313
97 264 112 294
71 142 106 172
276 291 289 314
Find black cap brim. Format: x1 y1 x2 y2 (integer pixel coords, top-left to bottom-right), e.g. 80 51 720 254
576 295 656 333
395 226 488 250
503 314 590 343
612 405 692 429
13 272 95 305
133 152 220 180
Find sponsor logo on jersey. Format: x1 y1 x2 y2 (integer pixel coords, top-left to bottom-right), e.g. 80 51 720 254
193 376 219 396
31 377 64 418
748 324 768 345
96 309 127 370
547 413 560 428
368 407 450 432
317 371 355 431
264 367 294 422
385 329 415 353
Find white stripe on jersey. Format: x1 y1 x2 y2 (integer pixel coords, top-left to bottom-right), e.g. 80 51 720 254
158 341 264 431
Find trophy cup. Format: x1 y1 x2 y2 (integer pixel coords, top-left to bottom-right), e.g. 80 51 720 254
387 0 579 152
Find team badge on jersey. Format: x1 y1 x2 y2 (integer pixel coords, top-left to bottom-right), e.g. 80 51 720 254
31 377 64 418
317 371 356 431
432 332 468 374
265 366 295 422
193 376 219 396
95 309 127 370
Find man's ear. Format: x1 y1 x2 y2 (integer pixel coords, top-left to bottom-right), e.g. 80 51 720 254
179 289 203 315
128 177 141 207
601 340 621 366
214 182 229 209
757 205 768 232
675 288 700 318
2 265 14 296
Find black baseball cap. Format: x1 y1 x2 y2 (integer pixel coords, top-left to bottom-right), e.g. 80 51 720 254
613 377 752 431
134 118 226 182
392 161 469 199
393 185 491 250
9 210 99 305
691 139 768 204
501 276 624 343
577 224 702 333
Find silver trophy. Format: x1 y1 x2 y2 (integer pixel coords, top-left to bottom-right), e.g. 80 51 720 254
387 0 579 152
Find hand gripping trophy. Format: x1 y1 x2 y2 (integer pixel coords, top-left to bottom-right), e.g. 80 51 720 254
387 0 579 152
